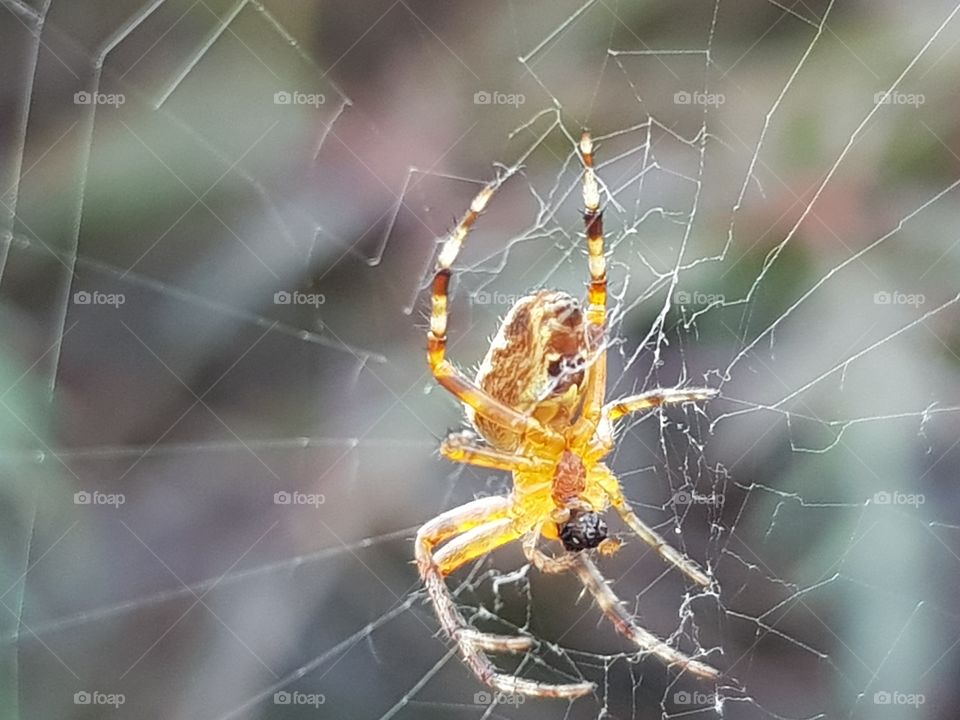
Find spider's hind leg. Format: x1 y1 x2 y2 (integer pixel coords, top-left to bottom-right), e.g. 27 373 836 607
522 529 720 680
416 497 595 699
589 467 713 587
572 554 721 680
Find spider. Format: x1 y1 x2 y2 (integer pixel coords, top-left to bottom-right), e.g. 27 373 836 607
416 131 721 699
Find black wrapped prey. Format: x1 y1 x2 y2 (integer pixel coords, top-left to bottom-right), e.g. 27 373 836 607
559 510 608 552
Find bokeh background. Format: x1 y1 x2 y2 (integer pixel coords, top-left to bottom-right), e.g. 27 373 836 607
1 1 959 718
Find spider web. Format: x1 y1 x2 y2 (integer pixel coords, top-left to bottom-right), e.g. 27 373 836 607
2 1 960 719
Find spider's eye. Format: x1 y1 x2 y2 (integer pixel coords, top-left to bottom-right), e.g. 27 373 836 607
547 358 563 377
559 511 608 552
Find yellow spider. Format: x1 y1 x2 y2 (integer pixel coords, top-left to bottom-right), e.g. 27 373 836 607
416 131 721 699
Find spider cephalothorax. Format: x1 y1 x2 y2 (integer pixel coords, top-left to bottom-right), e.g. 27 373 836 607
417 131 721 700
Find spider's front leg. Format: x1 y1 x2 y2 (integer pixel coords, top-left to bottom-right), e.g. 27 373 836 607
605 387 719 422
589 386 720 458
427 182 564 455
416 497 595 699
571 131 609 447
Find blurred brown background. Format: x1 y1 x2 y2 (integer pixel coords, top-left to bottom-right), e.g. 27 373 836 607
1 1 959 718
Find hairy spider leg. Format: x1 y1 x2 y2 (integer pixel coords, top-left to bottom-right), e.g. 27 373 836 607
572 131 609 447
439 432 553 473
606 387 719 423
416 496 596 699
427 181 565 457
591 465 713 587
572 554 720 679
522 525 719 678
589 387 720 458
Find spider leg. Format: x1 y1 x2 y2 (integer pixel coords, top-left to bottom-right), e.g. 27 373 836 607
606 387 719 422
572 131 608 446
572 553 721 680
589 387 719 457
416 497 595 699
440 431 552 473
428 181 564 455
522 529 719 679
433 517 521 575
579 131 607 329
596 470 713 587
522 528 580 574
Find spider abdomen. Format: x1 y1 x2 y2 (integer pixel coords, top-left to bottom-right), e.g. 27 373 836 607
469 290 588 450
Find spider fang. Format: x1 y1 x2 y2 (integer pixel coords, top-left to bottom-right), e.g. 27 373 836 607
559 510 609 552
